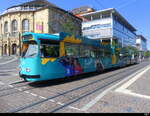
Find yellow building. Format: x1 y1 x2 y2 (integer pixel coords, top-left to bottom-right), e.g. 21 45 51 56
0 0 82 56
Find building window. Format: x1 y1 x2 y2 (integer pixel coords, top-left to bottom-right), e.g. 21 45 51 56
102 13 110 19
22 19 29 32
11 20 18 36
4 21 8 35
1 24 3 34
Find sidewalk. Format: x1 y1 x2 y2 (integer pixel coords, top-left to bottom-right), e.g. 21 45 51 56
88 64 150 113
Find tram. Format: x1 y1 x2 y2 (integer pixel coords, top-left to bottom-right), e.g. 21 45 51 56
19 32 139 82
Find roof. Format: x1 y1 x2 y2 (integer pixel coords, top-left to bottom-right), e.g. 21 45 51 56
22 32 101 47
71 6 95 15
7 0 57 9
137 35 147 41
0 0 82 22
81 8 136 32
23 32 60 41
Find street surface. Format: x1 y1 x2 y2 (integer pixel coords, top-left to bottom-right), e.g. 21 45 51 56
0 56 150 113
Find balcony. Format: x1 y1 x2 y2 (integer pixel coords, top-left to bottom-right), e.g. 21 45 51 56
82 28 112 39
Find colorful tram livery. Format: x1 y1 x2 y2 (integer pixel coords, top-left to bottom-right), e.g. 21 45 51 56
19 32 139 82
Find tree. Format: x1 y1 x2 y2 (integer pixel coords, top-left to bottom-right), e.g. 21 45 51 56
144 51 150 57
62 19 77 35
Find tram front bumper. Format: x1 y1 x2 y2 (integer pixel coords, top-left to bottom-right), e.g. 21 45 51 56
19 73 40 79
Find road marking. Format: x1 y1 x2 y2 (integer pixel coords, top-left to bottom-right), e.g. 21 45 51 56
117 89 150 100
0 81 4 85
81 64 150 111
30 93 38 97
39 96 47 99
8 85 14 88
57 102 64 106
16 88 22 91
24 91 30 94
68 106 82 111
115 65 150 91
11 73 19 76
49 99 55 102
22 87 27 89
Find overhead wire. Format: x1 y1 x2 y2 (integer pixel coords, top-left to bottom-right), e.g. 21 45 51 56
116 0 138 9
94 0 106 9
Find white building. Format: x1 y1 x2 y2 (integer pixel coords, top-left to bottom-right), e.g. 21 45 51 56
136 35 147 51
80 8 137 47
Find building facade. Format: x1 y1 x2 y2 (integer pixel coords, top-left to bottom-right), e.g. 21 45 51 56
0 0 82 56
74 8 137 47
71 6 95 21
136 35 147 51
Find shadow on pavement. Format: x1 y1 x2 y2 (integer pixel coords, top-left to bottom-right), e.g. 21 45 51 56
28 63 137 88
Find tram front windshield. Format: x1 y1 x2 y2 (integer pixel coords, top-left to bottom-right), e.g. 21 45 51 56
21 41 38 58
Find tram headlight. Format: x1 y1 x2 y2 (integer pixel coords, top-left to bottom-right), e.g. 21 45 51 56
26 68 30 72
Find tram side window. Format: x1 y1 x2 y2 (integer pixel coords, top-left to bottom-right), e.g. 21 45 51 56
65 43 79 57
40 41 59 58
79 45 97 58
90 47 97 58
94 49 103 58
104 48 111 57
80 45 91 57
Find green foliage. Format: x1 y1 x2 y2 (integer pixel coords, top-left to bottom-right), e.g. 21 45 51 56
126 46 138 53
112 40 116 47
144 51 150 57
120 46 139 57
62 19 77 35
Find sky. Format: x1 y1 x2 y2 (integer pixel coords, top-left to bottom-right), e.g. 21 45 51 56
0 0 149 50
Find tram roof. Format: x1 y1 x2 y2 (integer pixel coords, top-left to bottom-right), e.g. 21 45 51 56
22 32 101 47
22 32 60 41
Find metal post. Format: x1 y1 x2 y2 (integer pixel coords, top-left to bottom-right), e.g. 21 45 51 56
122 38 124 48
2 34 3 56
19 32 21 56
110 37 113 46
8 33 11 56
9 37 10 56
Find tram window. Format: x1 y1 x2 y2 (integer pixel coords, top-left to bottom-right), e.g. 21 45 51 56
40 41 59 58
104 49 111 57
95 49 101 58
90 47 97 58
65 43 79 57
80 45 91 57
22 41 38 58
91 50 95 58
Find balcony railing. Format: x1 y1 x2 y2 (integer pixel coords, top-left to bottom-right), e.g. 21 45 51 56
82 28 112 39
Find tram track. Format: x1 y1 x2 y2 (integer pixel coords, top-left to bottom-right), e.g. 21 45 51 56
0 63 140 98
44 63 150 113
0 81 30 92
5 62 149 113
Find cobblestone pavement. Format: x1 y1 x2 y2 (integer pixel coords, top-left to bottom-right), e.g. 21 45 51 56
0 56 150 113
